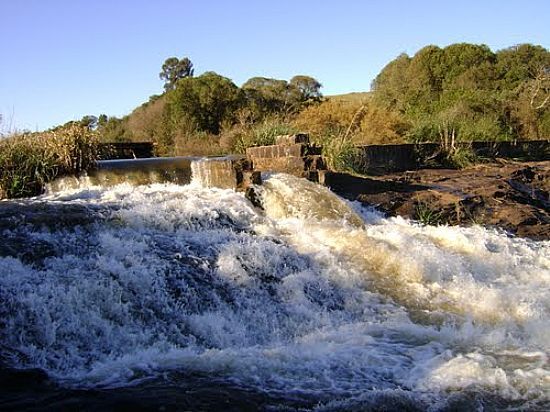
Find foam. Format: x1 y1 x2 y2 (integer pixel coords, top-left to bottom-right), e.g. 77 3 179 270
0 175 548 407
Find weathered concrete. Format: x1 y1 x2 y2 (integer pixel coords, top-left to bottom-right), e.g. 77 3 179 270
86 155 255 190
252 157 310 176
246 144 322 159
469 140 550 159
318 171 426 196
246 133 327 179
305 155 327 171
251 156 326 176
353 144 440 175
191 157 259 190
91 157 198 186
274 133 310 145
353 140 550 175
191 158 240 189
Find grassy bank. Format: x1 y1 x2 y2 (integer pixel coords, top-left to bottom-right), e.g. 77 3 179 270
0 125 99 199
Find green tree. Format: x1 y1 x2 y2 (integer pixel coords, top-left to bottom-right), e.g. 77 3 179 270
168 71 242 134
371 42 550 142
79 115 98 130
372 53 411 112
159 56 194 91
96 116 133 142
242 77 294 116
289 75 323 102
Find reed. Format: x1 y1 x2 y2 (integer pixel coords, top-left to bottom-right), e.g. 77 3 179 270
0 125 99 198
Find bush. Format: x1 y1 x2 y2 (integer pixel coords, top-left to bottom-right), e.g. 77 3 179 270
444 145 478 169
0 125 98 198
293 98 409 145
314 133 360 172
174 130 224 156
293 99 364 138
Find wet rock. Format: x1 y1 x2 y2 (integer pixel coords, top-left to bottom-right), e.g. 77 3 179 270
331 161 550 240
0 366 50 390
0 201 105 231
0 234 57 266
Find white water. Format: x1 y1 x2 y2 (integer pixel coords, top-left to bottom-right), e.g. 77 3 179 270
1 174 549 407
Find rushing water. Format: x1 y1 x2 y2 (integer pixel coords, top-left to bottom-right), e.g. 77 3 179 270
0 172 549 410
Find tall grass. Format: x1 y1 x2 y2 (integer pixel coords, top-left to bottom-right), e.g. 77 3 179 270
312 133 360 172
0 125 99 198
225 117 299 154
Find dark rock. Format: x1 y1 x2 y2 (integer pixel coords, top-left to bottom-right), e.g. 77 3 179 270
331 161 550 240
0 367 49 389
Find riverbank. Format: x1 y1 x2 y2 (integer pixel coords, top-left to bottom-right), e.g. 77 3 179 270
327 160 550 241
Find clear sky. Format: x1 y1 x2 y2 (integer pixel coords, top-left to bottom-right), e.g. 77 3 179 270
1 0 549 132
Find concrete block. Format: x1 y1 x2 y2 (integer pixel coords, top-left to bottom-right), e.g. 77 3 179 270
237 170 262 190
274 133 310 145
246 144 323 159
252 156 308 176
305 170 327 184
246 144 306 159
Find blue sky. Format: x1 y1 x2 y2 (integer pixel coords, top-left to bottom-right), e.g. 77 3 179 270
1 0 549 132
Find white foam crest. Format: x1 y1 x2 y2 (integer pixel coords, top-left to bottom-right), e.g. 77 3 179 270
261 175 549 330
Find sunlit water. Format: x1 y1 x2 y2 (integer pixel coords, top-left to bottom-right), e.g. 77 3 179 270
1 173 549 410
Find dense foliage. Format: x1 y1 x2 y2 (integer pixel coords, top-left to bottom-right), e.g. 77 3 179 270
88 44 549 157
0 125 98 198
372 43 550 143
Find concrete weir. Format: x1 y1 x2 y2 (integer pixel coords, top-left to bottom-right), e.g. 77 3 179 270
86 134 325 195
93 157 198 186
89 155 261 192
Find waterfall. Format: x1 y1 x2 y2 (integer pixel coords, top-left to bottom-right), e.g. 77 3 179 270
1 173 548 410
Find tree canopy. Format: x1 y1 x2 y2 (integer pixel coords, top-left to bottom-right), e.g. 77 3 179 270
373 43 550 141
94 44 549 156
167 71 242 134
159 56 194 91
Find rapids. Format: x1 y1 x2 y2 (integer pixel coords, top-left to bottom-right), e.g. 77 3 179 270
0 173 549 410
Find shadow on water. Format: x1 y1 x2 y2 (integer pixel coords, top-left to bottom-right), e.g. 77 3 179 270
1 369 546 412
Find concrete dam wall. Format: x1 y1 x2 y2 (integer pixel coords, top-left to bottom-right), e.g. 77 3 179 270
91 137 550 195
354 140 550 175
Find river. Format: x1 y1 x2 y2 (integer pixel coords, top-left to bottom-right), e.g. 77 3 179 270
1 173 548 410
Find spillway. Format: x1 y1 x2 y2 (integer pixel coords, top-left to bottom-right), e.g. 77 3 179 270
1 170 548 410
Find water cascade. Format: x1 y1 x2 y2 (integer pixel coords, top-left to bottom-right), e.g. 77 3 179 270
1 171 548 410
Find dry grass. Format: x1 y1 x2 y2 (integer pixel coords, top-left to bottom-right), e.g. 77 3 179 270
220 117 299 154
0 124 99 198
326 92 372 103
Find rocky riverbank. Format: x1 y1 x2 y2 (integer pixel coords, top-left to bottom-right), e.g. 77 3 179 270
326 160 550 241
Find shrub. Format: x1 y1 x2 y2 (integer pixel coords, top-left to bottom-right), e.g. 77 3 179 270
314 133 361 172
174 130 224 156
414 201 443 225
293 99 364 137
444 145 478 169
230 117 299 153
293 98 409 146
0 125 98 198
